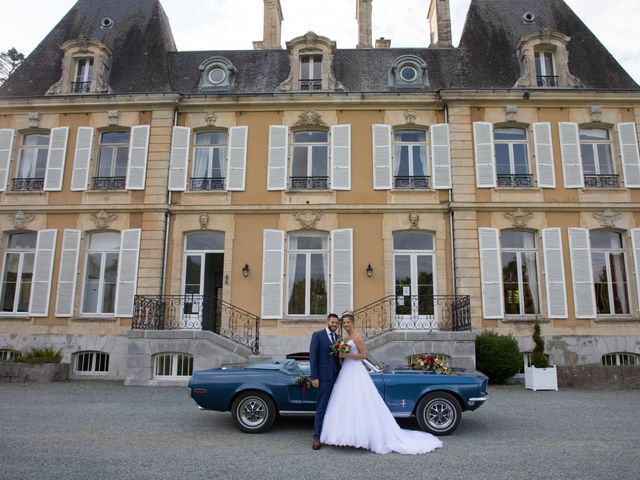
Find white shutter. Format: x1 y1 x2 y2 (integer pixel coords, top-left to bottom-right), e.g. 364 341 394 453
559 122 583 188
55 230 81 317
331 229 353 315
227 126 248 191
267 126 288 191
568 228 596 318
125 125 150 190
28 229 58 317
533 123 556 188
168 126 190 192
331 124 351 190
0 129 15 192
479 228 503 319
431 123 452 189
44 127 69 191
473 122 496 188
114 229 141 317
631 229 640 314
617 123 640 187
542 228 568 318
70 127 94 191
261 229 285 319
372 124 392 190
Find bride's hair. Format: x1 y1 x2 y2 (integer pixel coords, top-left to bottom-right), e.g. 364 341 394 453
341 309 355 322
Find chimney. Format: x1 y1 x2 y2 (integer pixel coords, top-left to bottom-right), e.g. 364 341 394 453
254 0 283 49
375 37 391 49
428 0 453 48
356 0 373 48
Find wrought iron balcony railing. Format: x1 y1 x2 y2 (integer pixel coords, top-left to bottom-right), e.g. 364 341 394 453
93 176 126 190
71 81 92 93
536 75 559 87
290 176 329 190
497 174 534 188
191 177 225 191
12 177 44 191
584 174 620 189
394 176 431 190
132 295 260 355
300 79 322 90
354 295 471 339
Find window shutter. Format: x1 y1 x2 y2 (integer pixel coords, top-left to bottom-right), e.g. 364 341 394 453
372 124 392 190
617 123 640 188
0 129 15 192
533 123 556 188
479 228 503 319
631 229 640 314
29 229 58 317
227 126 248 191
559 122 583 188
55 229 81 317
70 127 94 191
331 124 351 190
568 228 596 318
168 126 190 192
267 126 288 191
126 125 150 190
431 123 452 189
473 122 496 188
114 229 141 317
261 229 285 319
44 127 69 191
542 228 568 318
331 229 353 314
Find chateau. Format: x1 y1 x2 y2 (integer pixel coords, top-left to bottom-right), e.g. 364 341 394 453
1 0 639 384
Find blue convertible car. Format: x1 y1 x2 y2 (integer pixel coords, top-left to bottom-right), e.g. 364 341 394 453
189 356 488 435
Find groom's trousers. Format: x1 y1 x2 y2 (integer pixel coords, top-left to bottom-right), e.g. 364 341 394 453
313 378 336 439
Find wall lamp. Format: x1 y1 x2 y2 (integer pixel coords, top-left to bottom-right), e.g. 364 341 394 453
366 263 374 278
242 263 250 278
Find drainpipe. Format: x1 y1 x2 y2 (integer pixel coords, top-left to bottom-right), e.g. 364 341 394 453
159 108 178 297
445 103 457 297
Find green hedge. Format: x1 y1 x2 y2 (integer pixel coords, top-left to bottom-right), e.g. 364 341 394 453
475 331 521 384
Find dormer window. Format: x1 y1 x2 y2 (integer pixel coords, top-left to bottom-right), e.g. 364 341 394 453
198 57 236 92
534 51 556 87
74 58 94 93
300 54 322 90
388 55 429 89
47 37 112 95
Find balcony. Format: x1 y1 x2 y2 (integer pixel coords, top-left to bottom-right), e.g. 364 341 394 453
584 174 620 189
71 81 92 93
299 79 322 91
289 176 329 190
191 177 225 191
12 177 44 191
92 176 126 190
497 174 534 188
394 176 431 190
536 75 558 87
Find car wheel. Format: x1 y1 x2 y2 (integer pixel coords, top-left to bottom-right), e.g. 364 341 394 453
231 391 277 433
415 392 461 436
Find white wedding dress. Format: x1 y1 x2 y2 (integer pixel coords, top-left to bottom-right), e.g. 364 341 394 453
320 340 443 455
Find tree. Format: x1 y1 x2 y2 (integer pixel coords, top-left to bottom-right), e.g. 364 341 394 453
0 48 25 85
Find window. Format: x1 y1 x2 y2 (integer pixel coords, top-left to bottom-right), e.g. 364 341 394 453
192 132 227 191
393 130 429 189
602 352 639 366
198 56 237 91
590 231 629 315
73 58 93 93
154 353 194 377
300 54 322 90
14 133 48 191
580 129 618 188
501 231 540 315
94 131 129 190
82 232 120 315
535 51 556 87
74 351 109 374
388 55 429 89
1 232 36 314
0 349 20 361
291 131 329 190
287 233 328 316
495 128 532 187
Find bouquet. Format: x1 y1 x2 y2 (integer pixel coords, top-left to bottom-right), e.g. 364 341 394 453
412 354 449 374
330 338 351 357
292 374 313 394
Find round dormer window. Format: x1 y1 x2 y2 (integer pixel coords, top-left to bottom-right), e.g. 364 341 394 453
101 17 114 29
208 67 227 85
523 12 536 24
400 64 419 82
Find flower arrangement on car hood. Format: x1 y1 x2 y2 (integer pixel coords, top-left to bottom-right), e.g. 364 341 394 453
412 354 449 374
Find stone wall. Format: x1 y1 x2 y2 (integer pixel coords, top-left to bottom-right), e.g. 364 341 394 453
557 366 640 389
0 362 69 383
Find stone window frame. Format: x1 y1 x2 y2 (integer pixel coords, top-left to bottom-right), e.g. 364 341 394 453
73 350 110 375
190 127 230 191
47 37 112 95
391 125 431 190
12 128 51 192
388 55 430 89
153 352 194 377
92 127 131 191
79 230 121 317
601 352 640 366
0 230 38 317
578 122 620 188
198 56 237 92
288 124 331 191
493 122 534 188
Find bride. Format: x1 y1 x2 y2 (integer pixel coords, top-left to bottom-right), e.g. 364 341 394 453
320 311 443 455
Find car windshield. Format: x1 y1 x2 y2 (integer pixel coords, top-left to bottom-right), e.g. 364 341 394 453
365 354 386 371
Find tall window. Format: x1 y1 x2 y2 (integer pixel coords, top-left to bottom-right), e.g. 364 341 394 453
495 128 531 187
501 231 540 315
287 233 328 316
300 54 322 90
393 130 429 189
14 133 49 191
393 231 435 319
192 131 227 191
291 131 329 190
82 232 120 315
74 58 93 93
590 231 629 315
1 232 36 314
535 51 556 87
580 129 618 188
94 131 129 190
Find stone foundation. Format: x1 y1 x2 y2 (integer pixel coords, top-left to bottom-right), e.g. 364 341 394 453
557 366 640 389
0 362 69 383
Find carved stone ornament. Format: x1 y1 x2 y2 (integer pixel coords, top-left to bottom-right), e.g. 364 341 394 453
199 212 209 230
294 210 323 230
593 209 621 228
204 112 217 126
304 31 319 46
294 110 327 128
108 110 120 126
404 109 417 124
504 209 533 228
591 106 603 123
77 34 90 52
10 211 35 230
90 210 117 229
28 112 41 129
505 105 518 122
409 211 420 229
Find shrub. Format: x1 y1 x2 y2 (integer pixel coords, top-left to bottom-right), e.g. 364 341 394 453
15 347 63 364
531 320 550 368
475 331 521 384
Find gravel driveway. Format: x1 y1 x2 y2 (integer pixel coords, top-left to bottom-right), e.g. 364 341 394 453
0 382 638 480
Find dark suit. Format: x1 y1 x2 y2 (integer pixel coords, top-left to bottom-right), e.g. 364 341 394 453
309 328 340 439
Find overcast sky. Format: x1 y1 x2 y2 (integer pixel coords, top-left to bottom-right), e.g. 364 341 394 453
1 0 639 83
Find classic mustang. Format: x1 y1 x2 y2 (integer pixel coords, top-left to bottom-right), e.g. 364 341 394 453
188 356 488 435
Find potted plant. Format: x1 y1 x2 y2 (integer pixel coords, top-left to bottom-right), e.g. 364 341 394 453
524 320 558 391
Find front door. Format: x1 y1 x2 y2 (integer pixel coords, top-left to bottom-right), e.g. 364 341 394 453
393 253 434 328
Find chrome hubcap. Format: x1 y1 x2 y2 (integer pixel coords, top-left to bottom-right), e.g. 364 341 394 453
238 397 267 427
426 400 454 429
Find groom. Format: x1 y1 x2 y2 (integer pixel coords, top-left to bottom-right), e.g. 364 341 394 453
309 313 341 450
